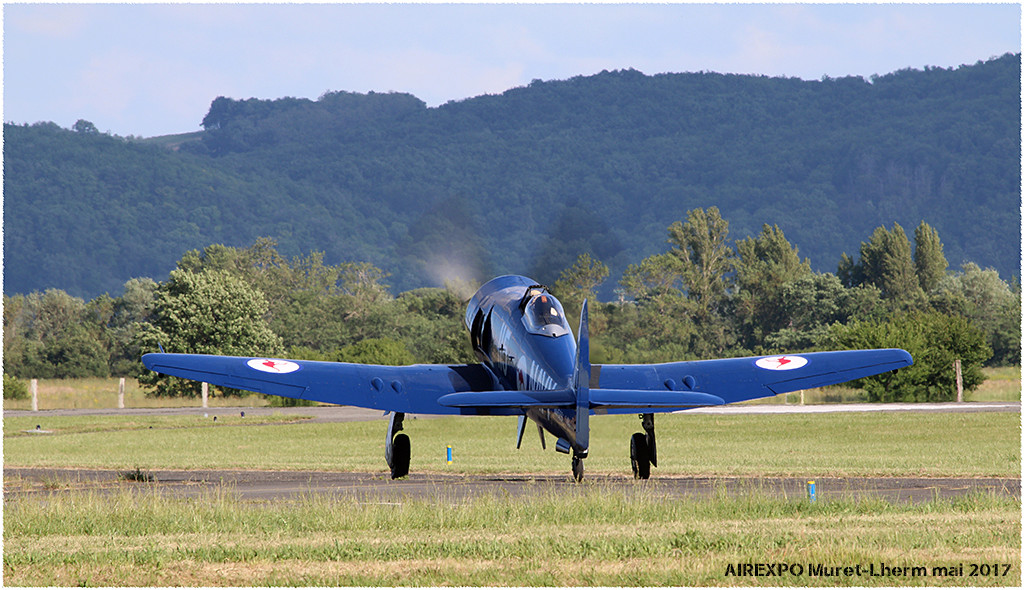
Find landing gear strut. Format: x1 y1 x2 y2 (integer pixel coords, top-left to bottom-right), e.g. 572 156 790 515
630 413 657 480
385 412 410 479
572 454 585 482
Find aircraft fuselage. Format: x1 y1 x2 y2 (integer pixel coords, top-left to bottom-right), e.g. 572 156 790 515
465 275 584 453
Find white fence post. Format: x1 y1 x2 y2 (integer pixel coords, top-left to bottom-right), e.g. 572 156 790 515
202 382 209 408
954 359 964 402
31 379 38 411
118 377 126 409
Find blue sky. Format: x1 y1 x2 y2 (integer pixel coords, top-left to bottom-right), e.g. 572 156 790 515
3 2 1020 138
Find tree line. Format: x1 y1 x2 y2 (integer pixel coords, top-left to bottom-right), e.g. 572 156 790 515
4 212 1017 402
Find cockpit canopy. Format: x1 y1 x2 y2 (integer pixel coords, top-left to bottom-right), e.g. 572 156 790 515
522 293 570 337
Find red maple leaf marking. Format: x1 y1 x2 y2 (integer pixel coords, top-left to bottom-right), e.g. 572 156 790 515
262 360 278 369
775 357 791 367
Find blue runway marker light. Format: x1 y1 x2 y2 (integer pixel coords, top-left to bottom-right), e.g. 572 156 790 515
446 445 453 464
807 480 816 502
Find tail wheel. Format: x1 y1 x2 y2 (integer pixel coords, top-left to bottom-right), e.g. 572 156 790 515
572 455 585 482
390 433 410 479
630 432 650 480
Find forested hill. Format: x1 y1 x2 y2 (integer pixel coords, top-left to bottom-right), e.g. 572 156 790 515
4 53 1020 299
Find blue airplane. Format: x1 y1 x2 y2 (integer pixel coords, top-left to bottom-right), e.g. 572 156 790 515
142 275 912 481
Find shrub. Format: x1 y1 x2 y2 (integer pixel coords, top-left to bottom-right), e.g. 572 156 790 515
3 373 29 400
830 311 991 402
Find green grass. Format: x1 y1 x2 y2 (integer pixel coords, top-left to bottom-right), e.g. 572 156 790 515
4 412 1019 477
5 409 1019 586
3 487 1018 586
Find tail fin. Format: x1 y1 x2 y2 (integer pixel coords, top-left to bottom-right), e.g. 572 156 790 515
573 299 591 454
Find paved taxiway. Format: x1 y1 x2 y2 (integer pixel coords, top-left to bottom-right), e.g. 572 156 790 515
5 467 1018 505
6 402 1018 504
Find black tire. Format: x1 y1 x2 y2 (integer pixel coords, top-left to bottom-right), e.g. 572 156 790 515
630 432 650 480
572 455 585 482
390 433 410 479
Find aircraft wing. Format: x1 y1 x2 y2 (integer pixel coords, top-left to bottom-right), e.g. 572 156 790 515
141 353 504 415
591 348 912 413
143 348 910 416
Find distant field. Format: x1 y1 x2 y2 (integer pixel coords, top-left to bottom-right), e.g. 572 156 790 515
970 366 1022 402
2 376 273 411
4 366 1019 412
743 366 1020 405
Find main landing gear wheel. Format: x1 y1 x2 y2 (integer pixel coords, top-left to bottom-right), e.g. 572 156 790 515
390 433 410 479
630 432 650 479
386 412 410 479
572 454 585 482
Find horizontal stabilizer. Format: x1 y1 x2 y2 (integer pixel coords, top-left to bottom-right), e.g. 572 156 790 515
438 389 575 408
589 389 725 409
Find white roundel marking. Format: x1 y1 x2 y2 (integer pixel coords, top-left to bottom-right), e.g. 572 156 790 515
755 355 808 371
247 358 301 374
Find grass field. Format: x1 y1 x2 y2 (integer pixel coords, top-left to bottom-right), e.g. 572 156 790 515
4 411 1019 478
3 485 1019 586
4 373 1020 586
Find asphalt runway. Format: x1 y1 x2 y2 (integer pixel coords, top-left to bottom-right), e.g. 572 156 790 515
5 467 1018 505
5 402 1019 505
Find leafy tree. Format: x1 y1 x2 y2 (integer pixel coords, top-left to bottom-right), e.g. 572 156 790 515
105 278 158 376
666 207 738 356
913 221 948 293
136 269 283 397
173 239 395 351
764 272 845 351
1 289 109 378
734 224 812 348
552 253 609 305
838 283 887 324
336 338 416 365
619 253 685 302
552 252 609 334
838 223 925 307
72 119 99 134
337 262 393 316
932 263 1020 365
667 207 735 314
830 311 991 402
836 252 862 288
391 288 475 364
614 249 700 360
41 329 109 378
598 298 698 364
